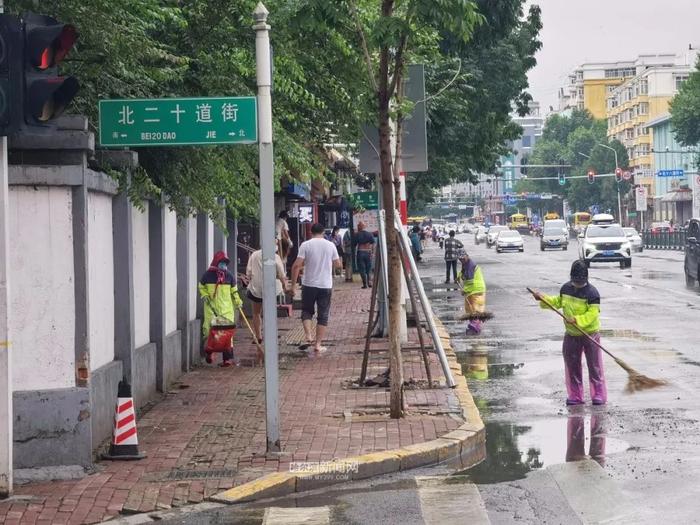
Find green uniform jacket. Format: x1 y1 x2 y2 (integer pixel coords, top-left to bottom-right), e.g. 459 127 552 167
541 281 600 335
198 253 243 337
458 259 486 296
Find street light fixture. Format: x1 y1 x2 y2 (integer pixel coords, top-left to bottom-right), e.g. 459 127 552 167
595 143 623 225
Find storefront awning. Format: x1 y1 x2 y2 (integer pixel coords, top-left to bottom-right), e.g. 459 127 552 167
660 190 693 203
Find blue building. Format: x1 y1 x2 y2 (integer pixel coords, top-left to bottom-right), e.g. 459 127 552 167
647 113 698 224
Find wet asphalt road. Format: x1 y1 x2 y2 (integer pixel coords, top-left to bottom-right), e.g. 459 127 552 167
148 233 700 525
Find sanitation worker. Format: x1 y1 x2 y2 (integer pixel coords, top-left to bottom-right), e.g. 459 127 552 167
531 260 607 406
457 249 486 335
199 251 243 367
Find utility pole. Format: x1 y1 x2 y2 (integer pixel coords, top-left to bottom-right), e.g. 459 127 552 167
253 3 280 453
597 143 623 225
0 0 13 501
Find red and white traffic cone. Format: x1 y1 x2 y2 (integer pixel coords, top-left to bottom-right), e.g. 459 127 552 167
102 380 146 460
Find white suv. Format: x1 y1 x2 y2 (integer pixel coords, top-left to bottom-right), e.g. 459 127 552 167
578 223 632 269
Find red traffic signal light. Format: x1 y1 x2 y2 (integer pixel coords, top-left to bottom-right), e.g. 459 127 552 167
588 170 595 184
23 13 79 127
615 167 623 183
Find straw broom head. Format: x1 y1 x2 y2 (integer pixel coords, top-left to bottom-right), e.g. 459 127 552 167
459 312 494 321
613 356 668 393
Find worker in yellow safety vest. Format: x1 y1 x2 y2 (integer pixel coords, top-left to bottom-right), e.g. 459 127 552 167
457 249 486 335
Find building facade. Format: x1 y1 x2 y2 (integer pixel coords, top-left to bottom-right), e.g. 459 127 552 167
502 102 544 192
647 114 699 223
558 53 695 120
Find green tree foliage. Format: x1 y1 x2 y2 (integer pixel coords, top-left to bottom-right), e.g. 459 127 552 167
407 0 542 213
670 59 700 164
517 109 630 214
13 0 369 220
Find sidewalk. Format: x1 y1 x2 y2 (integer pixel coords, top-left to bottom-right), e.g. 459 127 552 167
0 279 473 525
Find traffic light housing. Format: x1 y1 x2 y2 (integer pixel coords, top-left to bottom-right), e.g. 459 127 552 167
23 13 79 129
615 167 623 183
0 15 21 135
520 156 528 175
0 12 78 136
558 173 566 186
588 170 595 184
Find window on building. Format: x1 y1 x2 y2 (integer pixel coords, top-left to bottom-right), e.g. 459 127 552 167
521 135 531 148
626 129 634 140
675 75 689 91
639 144 650 156
639 78 648 95
638 102 649 115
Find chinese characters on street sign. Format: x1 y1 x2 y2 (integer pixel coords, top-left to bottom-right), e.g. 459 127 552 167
98 96 257 147
656 169 684 178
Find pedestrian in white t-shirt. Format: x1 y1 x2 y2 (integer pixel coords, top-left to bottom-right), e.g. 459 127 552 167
290 223 342 352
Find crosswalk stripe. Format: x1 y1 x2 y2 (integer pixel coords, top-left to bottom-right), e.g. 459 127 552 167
262 506 331 525
416 476 490 525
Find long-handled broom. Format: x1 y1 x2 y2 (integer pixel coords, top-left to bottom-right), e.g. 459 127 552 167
238 308 265 366
526 287 667 393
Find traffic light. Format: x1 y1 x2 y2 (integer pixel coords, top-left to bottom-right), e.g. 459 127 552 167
588 170 595 184
615 167 623 183
0 12 78 136
0 15 21 135
23 13 79 129
520 156 528 175
558 173 566 186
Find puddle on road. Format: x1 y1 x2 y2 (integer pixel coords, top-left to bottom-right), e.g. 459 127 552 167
455 351 524 380
455 416 629 485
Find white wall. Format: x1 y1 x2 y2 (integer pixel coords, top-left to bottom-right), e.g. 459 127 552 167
132 206 150 348
9 187 75 390
87 192 115 371
188 217 198 318
207 219 214 263
163 209 178 334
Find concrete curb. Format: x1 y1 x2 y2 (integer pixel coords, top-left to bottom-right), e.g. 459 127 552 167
211 317 485 504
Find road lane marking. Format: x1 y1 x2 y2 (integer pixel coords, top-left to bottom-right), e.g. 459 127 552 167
263 506 330 525
416 476 490 524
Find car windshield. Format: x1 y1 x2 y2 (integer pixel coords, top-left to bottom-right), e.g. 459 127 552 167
544 228 563 235
623 228 638 236
499 231 519 239
586 225 625 238
489 226 507 233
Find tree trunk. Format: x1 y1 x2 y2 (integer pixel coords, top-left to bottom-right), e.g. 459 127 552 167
378 0 403 418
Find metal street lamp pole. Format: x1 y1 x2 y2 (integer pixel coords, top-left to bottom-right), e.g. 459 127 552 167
597 143 623 225
253 3 280 453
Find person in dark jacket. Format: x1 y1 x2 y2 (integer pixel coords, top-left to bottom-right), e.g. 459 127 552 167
353 222 375 288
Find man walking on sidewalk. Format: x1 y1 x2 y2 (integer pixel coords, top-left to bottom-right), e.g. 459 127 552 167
354 221 375 288
443 230 463 283
291 223 342 352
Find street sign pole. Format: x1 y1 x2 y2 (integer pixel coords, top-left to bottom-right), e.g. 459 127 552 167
254 3 280 453
0 0 13 500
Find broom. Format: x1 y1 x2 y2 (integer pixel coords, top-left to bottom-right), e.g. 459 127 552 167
238 308 265 366
526 287 667 393
458 311 494 322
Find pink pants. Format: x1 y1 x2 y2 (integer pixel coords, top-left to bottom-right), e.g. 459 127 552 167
566 414 606 465
562 333 607 404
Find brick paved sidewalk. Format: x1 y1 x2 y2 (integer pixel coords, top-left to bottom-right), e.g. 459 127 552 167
0 279 463 525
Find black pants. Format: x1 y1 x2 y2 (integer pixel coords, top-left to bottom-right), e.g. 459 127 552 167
357 250 372 286
445 260 457 281
301 286 333 326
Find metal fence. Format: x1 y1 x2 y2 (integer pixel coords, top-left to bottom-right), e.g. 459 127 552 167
642 229 687 251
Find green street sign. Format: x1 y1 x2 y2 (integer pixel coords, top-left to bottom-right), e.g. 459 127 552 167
98 96 257 147
628 212 638 218
351 191 379 210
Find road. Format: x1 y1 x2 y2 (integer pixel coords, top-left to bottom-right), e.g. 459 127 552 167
150 232 700 525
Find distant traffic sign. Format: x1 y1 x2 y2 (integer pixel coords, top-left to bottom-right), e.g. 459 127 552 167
656 169 684 178
99 96 258 147
622 170 632 181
